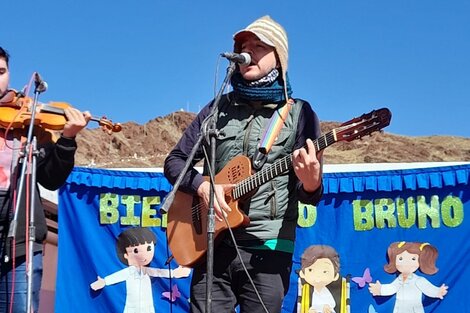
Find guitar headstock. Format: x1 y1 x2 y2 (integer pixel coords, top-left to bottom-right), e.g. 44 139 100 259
335 108 391 142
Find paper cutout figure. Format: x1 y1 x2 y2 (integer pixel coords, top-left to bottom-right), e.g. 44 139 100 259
351 267 372 288
297 245 341 313
90 227 191 313
368 241 448 313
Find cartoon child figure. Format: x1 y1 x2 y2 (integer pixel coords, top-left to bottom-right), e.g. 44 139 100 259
298 245 340 313
368 241 448 313
90 227 191 313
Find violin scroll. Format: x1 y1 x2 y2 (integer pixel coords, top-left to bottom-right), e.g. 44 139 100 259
95 116 122 134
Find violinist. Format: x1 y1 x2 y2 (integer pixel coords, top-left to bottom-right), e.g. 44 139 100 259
0 46 90 312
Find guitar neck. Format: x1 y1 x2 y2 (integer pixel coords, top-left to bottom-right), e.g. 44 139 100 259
232 129 338 200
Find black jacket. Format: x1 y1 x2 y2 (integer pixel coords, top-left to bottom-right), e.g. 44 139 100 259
0 130 77 260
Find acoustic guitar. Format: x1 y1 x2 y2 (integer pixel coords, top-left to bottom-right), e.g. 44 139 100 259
166 108 392 267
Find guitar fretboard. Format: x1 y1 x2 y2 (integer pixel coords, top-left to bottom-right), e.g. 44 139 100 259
232 130 337 199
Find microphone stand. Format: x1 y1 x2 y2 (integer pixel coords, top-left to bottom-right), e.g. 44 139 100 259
160 60 238 313
6 76 47 312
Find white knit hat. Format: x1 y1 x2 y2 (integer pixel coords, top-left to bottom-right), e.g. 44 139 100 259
233 16 289 85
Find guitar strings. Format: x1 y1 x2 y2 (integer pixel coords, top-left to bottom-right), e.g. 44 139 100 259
233 131 336 199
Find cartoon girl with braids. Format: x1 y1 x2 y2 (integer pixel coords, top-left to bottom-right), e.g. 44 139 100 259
368 241 448 313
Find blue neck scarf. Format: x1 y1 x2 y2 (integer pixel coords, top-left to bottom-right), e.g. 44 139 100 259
230 69 292 103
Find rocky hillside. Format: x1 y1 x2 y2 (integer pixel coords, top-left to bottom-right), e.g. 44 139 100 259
74 111 470 168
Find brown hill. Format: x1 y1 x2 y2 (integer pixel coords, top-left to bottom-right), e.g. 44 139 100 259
74 111 470 168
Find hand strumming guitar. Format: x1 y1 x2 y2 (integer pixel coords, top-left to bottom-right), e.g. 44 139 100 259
197 181 235 221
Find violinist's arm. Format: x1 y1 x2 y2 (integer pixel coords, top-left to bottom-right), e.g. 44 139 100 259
36 107 90 190
36 136 76 190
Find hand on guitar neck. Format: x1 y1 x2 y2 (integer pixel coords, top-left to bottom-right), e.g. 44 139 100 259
197 181 235 221
292 138 324 193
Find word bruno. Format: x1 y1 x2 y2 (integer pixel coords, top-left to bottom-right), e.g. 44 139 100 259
297 195 464 230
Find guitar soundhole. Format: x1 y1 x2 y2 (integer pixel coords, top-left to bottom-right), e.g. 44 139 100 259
192 197 202 235
227 164 245 183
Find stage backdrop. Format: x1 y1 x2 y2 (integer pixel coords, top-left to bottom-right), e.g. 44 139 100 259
56 164 469 313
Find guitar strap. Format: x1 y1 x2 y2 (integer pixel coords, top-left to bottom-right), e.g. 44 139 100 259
252 99 294 170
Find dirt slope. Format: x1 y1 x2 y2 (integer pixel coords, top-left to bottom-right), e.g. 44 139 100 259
74 112 470 168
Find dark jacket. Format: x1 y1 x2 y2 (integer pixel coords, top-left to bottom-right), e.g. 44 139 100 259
0 129 77 260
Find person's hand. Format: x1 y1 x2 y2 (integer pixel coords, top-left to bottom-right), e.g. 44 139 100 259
197 181 234 221
368 280 382 296
293 139 323 193
90 276 105 291
61 107 91 138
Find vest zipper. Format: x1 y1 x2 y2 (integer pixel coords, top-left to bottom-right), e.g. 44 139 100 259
242 111 256 155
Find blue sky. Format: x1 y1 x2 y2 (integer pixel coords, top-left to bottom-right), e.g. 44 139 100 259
2 0 469 137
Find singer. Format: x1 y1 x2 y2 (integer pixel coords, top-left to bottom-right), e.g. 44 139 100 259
164 16 323 313
0 46 91 313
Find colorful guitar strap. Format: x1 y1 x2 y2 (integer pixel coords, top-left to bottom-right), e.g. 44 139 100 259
253 99 293 170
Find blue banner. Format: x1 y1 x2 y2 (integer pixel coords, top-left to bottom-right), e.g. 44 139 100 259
284 164 469 313
56 164 469 313
55 169 191 313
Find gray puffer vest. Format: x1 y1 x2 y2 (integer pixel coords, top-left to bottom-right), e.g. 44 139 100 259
205 94 304 242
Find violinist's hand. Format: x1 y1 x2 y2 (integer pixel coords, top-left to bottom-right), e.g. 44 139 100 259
293 139 323 193
197 181 234 222
62 108 91 138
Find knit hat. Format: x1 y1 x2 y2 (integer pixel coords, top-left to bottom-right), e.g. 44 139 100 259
233 16 289 86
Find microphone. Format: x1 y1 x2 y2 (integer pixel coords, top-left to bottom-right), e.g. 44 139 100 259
221 52 251 66
34 72 48 93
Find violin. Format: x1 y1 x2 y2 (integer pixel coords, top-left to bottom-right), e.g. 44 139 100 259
0 90 122 133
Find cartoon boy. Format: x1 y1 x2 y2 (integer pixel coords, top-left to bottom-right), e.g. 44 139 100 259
90 227 190 313
298 245 340 313
368 241 448 313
